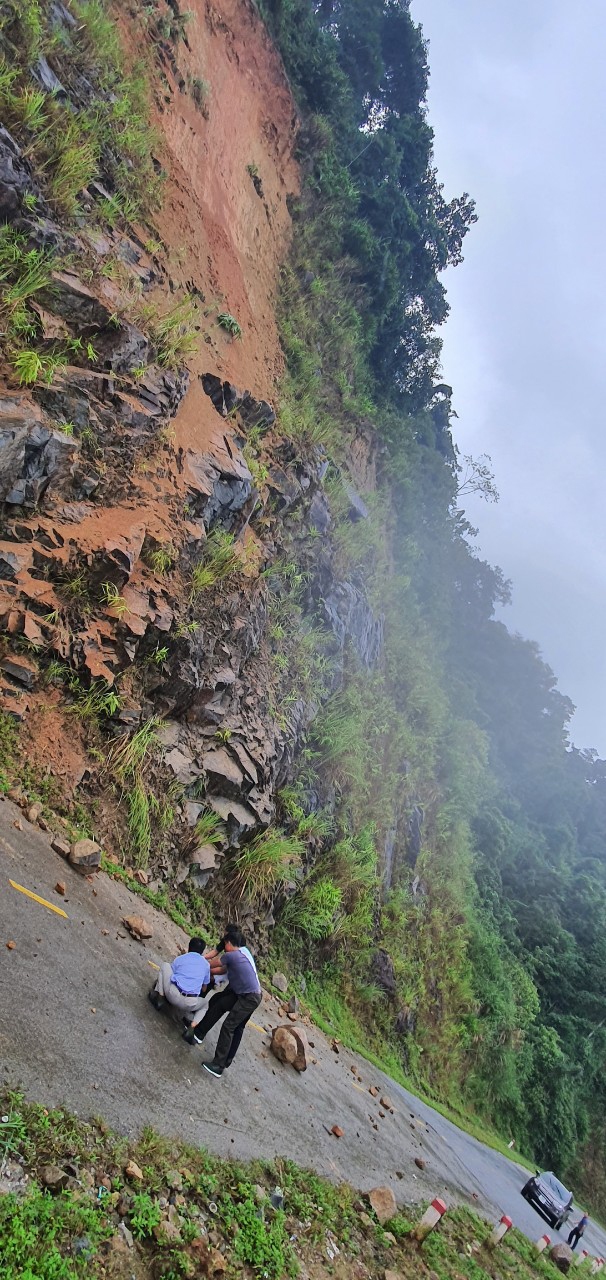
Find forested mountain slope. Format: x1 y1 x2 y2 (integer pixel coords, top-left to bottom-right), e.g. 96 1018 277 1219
0 0 604 1213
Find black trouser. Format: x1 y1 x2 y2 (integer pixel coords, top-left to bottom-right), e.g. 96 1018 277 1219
195 986 262 1070
568 1228 583 1250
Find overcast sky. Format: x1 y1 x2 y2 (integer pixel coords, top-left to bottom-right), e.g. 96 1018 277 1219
411 0 606 755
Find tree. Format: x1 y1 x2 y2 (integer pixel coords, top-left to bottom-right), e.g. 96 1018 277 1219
456 453 499 504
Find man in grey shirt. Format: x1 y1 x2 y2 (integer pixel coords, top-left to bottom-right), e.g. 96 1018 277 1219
184 924 261 1078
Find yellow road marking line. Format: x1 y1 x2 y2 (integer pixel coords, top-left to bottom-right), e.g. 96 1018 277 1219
148 961 160 970
351 1081 366 1093
9 879 68 919
250 1021 265 1034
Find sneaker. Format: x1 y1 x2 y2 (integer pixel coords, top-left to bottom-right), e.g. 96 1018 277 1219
202 1061 223 1078
182 1028 204 1046
148 988 164 1010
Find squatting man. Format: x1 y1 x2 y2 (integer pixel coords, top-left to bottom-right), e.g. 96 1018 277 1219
150 923 262 1078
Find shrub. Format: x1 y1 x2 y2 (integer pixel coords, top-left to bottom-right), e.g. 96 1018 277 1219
283 876 342 940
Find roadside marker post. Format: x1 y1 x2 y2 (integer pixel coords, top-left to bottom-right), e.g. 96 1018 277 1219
487 1215 513 1249
590 1258 603 1274
413 1197 447 1243
576 1251 589 1267
535 1233 551 1254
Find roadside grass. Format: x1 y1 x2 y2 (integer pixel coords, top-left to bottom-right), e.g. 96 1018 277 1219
294 974 537 1176
99 853 220 940
0 1090 574 1280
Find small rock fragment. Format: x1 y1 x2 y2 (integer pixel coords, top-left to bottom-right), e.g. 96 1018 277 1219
122 915 153 941
380 1095 394 1110
331 1125 344 1138
6 940 16 950
55 881 66 896
41 1164 69 1191
153 1218 181 1245
51 834 71 858
26 803 41 824
368 1186 397 1225
414 1156 426 1170
118 1221 134 1248
369 1085 379 1097
124 1159 144 1182
69 838 102 874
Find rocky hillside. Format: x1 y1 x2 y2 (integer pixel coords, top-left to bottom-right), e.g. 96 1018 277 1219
0 2 386 949
3 0 606 1206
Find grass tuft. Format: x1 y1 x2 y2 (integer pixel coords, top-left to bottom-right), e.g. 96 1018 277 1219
229 828 304 906
190 530 244 597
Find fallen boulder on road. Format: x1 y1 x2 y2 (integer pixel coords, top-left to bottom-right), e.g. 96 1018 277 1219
270 1024 309 1072
69 838 102 873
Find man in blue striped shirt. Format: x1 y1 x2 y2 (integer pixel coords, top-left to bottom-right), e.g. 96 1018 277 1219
149 936 211 1018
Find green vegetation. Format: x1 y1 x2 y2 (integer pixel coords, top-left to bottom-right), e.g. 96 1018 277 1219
141 295 199 368
249 0 606 1217
105 719 160 868
0 710 18 794
217 310 242 338
99 582 129 616
229 828 305 906
188 74 210 114
70 678 120 721
0 0 162 386
189 808 226 849
144 544 175 575
0 1089 576 1280
0 1 160 219
190 529 244 597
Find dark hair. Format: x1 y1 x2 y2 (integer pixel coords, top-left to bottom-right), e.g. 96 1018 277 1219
223 923 245 948
188 936 206 954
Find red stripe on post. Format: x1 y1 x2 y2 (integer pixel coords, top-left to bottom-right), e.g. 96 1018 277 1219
500 1216 513 1229
431 1198 447 1215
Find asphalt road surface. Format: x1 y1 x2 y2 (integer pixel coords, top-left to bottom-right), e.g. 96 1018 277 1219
1 795 605 1260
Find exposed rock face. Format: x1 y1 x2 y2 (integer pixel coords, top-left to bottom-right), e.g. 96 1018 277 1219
406 804 424 866
0 397 76 507
321 579 384 672
0 23 387 964
373 949 397 999
0 128 42 222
